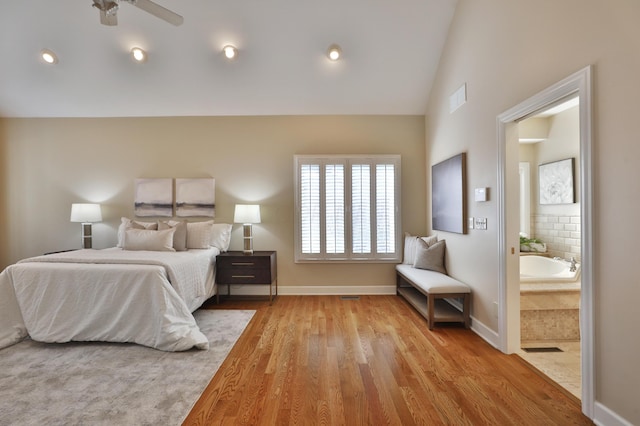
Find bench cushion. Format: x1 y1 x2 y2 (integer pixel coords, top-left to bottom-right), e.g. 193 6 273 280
396 264 470 294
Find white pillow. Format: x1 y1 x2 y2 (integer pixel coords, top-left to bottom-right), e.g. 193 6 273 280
403 233 419 265
123 228 176 252
117 217 158 248
186 220 214 249
210 223 232 251
158 220 188 251
402 232 438 265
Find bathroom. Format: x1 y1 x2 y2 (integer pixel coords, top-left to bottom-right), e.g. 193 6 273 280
517 97 582 399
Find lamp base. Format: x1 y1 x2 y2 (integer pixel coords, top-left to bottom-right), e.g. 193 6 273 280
82 223 93 249
242 224 253 254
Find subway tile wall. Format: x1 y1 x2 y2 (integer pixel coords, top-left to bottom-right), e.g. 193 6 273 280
532 214 581 262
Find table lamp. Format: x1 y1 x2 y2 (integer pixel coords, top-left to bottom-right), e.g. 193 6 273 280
70 203 102 249
234 204 261 254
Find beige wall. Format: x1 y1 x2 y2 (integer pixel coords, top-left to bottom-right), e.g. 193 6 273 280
426 0 639 423
0 115 426 291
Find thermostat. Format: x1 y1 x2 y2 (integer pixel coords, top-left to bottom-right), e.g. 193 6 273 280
475 187 488 202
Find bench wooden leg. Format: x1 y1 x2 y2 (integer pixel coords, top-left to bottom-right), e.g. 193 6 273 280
462 294 470 328
427 294 435 330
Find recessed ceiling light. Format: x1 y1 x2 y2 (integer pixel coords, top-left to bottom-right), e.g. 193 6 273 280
327 44 341 61
223 45 237 59
131 47 147 63
41 49 58 64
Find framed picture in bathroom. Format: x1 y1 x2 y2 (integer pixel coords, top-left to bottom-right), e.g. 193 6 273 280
538 158 575 205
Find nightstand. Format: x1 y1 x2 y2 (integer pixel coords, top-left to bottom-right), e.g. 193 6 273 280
216 251 277 303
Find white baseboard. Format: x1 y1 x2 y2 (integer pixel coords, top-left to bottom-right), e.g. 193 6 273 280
594 402 633 426
470 315 500 349
278 285 397 296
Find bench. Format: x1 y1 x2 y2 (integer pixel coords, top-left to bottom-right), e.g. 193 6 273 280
396 264 471 329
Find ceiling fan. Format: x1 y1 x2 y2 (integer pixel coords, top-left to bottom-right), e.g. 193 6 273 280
92 0 183 26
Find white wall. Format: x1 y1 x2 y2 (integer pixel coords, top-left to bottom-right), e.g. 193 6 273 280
426 0 639 424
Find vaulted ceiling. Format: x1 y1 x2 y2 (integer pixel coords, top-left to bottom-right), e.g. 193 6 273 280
0 0 458 118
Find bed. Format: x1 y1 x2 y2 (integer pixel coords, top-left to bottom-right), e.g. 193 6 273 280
0 220 232 352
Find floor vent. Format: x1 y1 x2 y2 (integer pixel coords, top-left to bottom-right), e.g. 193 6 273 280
340 295 360 300
522 347 563 353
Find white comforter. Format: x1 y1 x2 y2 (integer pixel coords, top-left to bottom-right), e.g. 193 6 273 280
0 248 219 352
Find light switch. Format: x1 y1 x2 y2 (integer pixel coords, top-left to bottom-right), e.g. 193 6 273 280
474 217 487 230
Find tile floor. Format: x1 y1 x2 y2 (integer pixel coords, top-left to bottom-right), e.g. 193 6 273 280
518 340 581 399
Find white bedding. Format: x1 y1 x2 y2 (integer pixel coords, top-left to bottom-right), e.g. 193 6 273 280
0 247 219 352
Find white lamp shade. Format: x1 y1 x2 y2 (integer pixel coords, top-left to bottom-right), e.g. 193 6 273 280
70 203 102 223
234 204 261 224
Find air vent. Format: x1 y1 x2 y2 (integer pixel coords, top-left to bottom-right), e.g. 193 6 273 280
522 347 563 353
340 295 360 300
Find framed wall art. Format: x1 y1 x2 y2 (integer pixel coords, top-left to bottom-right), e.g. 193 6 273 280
432 152 467 234
134 178 173 217
175 178 216 217
539 158 575 205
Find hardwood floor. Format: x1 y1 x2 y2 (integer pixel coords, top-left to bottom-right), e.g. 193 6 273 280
184 295 593 425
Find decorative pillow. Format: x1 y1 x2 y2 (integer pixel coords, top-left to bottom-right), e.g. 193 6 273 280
123 228 176 252
403 233 438 265
210 223 233 251
413 239 447 274
186 220 214 249
158 220 188 251
129 221 158 230
117 217 158 247
403 233 419 265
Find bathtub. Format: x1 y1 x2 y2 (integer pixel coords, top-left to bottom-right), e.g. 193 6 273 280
519 255 581 342
520 255 580 283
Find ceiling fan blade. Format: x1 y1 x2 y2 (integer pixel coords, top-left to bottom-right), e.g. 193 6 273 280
100 10 118 26
130 0 183 26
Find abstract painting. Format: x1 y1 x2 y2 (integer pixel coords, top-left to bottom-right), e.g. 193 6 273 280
432 152 467 234
134 178 173 217
539 158 575 205
176 178 216 217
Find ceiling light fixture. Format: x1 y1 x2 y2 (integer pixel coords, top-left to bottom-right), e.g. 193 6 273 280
223 45 237 59
41 49 58 64
327 44 341 61
130 47 147 63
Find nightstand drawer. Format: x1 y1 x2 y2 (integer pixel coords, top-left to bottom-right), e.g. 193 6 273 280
216 266 272 284
217 256 271 270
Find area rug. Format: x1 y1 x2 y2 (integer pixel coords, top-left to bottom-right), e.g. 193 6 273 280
0 309 255 426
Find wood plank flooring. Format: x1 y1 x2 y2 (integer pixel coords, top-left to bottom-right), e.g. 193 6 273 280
184 295 593 425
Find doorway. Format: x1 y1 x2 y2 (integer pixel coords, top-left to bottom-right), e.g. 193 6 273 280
517 99 582 399
496 66 594 418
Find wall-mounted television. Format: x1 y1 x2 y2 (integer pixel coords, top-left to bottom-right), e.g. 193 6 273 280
432 152 467 234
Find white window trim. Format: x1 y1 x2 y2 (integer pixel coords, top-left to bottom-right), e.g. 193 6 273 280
294 154 402 263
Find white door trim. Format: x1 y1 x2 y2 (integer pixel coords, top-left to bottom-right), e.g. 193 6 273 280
496 65 594 418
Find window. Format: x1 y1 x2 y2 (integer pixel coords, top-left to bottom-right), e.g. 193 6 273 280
294 155 401 262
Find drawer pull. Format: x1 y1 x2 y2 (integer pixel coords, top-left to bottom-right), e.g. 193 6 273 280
231 262 254 266
232 275 255 279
